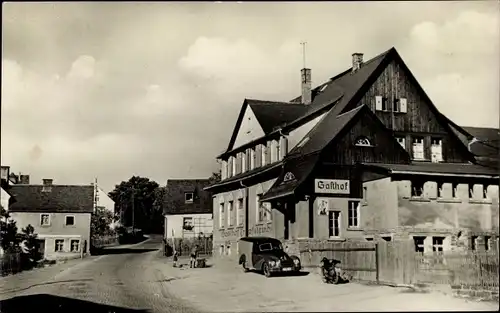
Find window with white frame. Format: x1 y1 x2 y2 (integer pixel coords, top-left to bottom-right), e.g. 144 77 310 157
395 136 406 149
55 239 64 252
227 157 234 177
261 144 267 166
413 236 425 253
431 138 443 163
185 192 194 203
237 198 244 226
264 202 272 222
227 201 234 227
432 236 444 253
250 148 256 170
328 211 341 237
411 180 424 197
40 214 50 226
348 200 360 228
219 203 225 229
256 194 265 223
232 155 237 175
241 152 247 173
70 239 80 252
412 137 424 160
65 215 75 226
375 95 388 111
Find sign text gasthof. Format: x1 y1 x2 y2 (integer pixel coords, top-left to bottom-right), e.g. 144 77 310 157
314 179 350 194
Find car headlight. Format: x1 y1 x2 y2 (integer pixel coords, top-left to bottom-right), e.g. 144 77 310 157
269 260 276 266
293 258 300 265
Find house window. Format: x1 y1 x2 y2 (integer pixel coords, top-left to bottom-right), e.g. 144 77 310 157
237 198 244 226
256 194 265 223
227 201 234 227
365 238 374 241
395 136 406 149
432 236 444 253
279 136 288 160
40 214 50 226
185 192 194 203
264 202 272 222
250 148 256 170
261 144 267 166
412 137 424 160
470 236 478 251
219 203 225 229
375 95 388 111
431 138 443 163
241 152 247 173
411 181 424 197
65 216 75 226
485 236 491 251
413 236 425 253
183 217 194 232
354 137 371 147
348 200 360 228
328 211 341 237
382 236 392 242
55 239 64 252
452 182 458 198
70 240 80 252
232 156 237 175
276 140 281 162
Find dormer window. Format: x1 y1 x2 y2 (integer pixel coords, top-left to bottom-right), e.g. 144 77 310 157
355 136 372 147
185 192 194 203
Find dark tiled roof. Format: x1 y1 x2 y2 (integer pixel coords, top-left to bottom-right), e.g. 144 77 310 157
163 179 212 215
289 106 365 156
463 126 500 144
8 185 94 213
362 163 499 177
260 153 320 202
247 99 306 134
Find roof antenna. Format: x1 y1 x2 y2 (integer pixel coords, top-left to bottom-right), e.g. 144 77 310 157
300 41 307 69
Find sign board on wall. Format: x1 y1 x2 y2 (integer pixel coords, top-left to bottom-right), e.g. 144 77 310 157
314 179 350 195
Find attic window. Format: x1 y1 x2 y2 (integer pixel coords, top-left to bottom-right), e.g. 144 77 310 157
355 137 372 147
297 137 310 148
185 192 194 203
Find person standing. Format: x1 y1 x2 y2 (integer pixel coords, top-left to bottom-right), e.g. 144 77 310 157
190 244 199 268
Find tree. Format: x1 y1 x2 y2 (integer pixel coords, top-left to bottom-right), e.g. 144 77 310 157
108 176 160 234
19 224 42 264
208 170 221 185
91 206 115 238
0 205 20 252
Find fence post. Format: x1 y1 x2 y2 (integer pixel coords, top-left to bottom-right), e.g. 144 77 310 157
375 242 380 284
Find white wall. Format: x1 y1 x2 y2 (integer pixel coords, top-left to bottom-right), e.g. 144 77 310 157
1 187 10 211
165 213 213 239
96 187 119 229
232 106 266 150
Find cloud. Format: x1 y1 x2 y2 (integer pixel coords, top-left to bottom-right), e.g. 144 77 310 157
401 10 499 127
67 55 96 79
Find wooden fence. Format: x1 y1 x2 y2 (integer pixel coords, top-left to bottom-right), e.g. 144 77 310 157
0 252 22 276
297 239 499 289
165 237 213 257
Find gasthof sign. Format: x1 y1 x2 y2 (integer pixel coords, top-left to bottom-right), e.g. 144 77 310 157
314 179 350 194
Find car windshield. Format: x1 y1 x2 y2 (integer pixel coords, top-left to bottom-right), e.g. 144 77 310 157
258 242 283 252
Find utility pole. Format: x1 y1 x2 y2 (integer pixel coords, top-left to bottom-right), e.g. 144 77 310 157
131 187 135 233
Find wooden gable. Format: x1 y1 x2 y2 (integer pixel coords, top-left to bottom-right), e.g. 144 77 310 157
350 50 474 163
321 105 411 165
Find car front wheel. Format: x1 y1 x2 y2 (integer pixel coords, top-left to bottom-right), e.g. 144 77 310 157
262 262 272 278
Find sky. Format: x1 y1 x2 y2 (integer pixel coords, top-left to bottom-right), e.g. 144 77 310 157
1 1 499 192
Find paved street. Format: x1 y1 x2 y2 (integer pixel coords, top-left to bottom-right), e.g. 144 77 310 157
0 237 198 313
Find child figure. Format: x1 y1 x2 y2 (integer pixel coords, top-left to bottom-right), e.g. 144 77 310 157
190 245 199 268
173 251 179 267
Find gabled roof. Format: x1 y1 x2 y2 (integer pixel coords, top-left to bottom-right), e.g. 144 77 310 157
463 126 500 147
163 179 212 215
248 99 306 134
8 185 94 213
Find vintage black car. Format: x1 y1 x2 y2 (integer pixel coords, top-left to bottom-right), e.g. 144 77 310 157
238 236 301 277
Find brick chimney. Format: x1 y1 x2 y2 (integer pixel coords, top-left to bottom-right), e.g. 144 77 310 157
301 68 312 105
19 175 30 184
352 53 364 72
